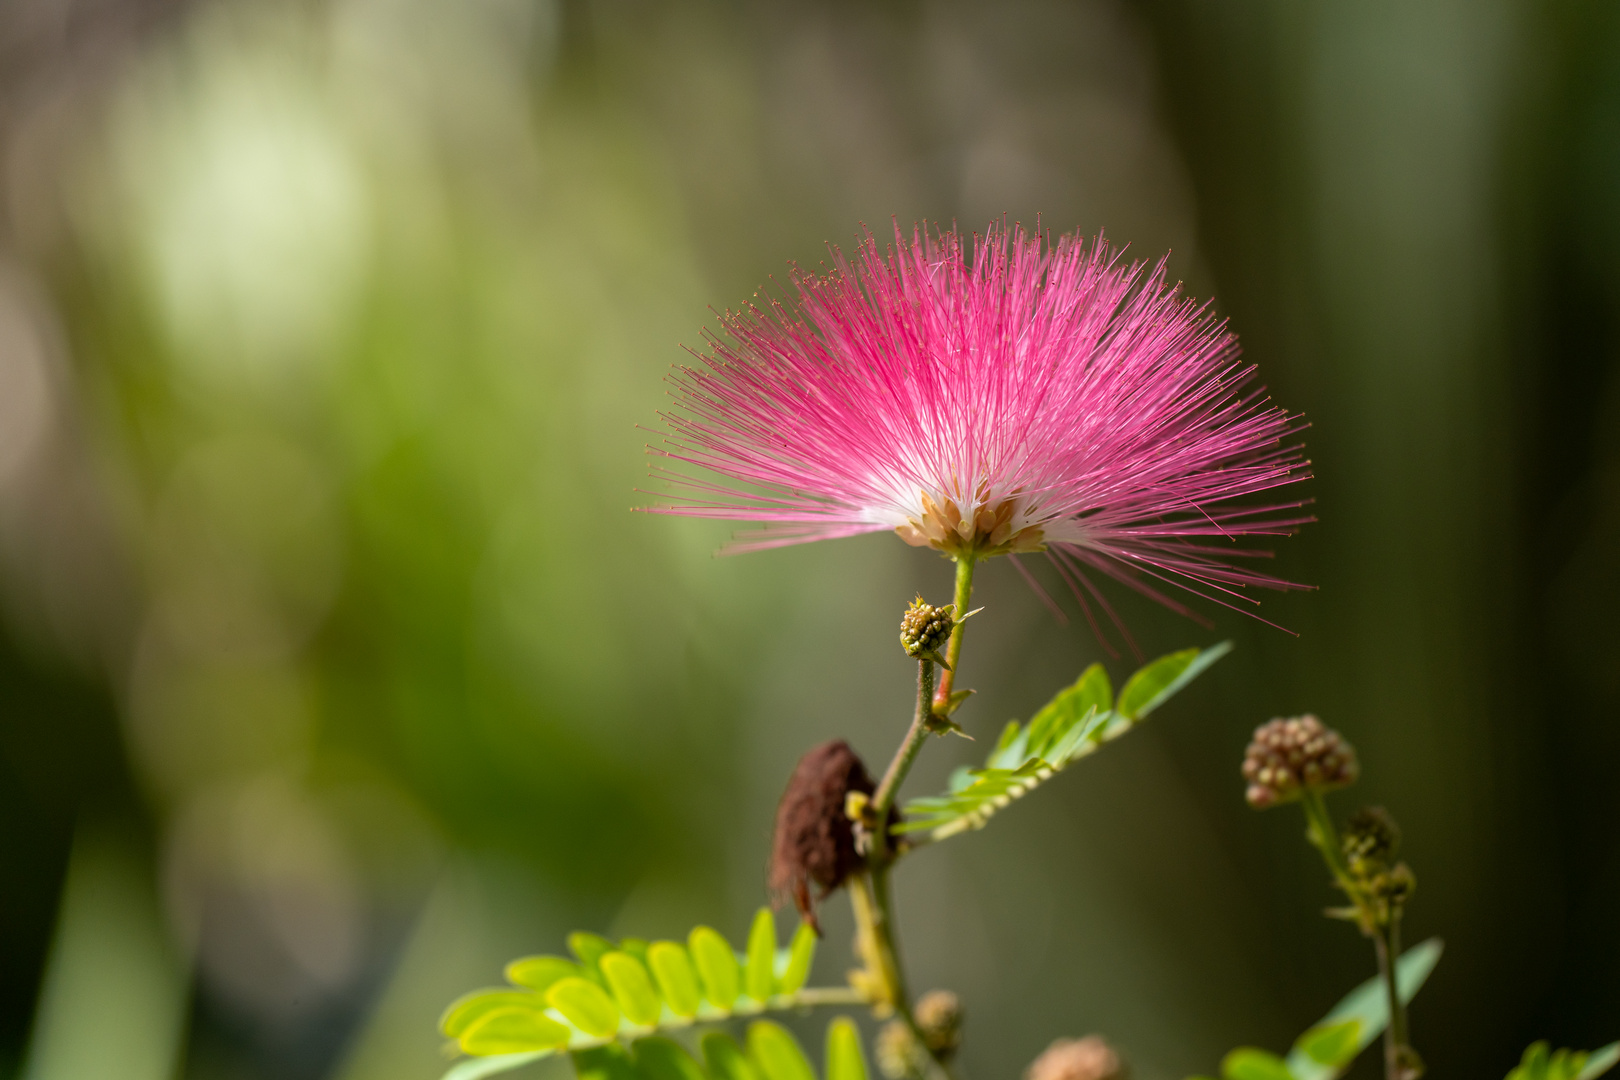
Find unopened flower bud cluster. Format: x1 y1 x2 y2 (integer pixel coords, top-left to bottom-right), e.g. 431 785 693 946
1242 715 1359 808
1026 1036 1127 1080
900 599 955 661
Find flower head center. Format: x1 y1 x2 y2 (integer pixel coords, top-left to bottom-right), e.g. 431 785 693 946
894 489 1046 558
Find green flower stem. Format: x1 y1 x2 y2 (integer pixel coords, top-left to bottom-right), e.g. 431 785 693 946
932 555 977 711
1299 789 1416 1080
1299 788 1356 893
872 660 936 835
851 870 954 1080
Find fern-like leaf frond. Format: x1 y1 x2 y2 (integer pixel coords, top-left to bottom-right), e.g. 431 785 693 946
439 909 866 1080
897 642 1232 843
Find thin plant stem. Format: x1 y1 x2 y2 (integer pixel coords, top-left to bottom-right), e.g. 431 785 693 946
873 660 936 829
1299 789 1416 1080
1299 788 1356 892
932 555 977 710
1373 916 1412 1080
856 868 955 1080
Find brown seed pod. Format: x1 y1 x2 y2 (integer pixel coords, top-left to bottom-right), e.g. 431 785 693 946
767 739 891 934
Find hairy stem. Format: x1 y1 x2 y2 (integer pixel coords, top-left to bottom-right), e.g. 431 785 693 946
932 555 976 710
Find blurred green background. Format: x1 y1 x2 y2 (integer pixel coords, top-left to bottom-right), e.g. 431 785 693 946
0 1 1616 1078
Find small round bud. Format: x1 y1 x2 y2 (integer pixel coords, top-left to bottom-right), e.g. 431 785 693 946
900 598 954 661
1241 715 1359 809
1371 861 1416 905
1343 806 1401 875
876 1020 927 1080
914 990 963 1058
1026 1036 1127 1080
1392 1044 1425 1080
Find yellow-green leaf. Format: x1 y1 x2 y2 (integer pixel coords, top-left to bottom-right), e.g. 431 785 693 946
458 1006 571 1056
745 908 777 1002
647 941 701 1018
688 926 740 1008
569 932 616 969
545 976 620 1037
748 1020 816 1080
1222 1047 1295 1080
1294 1021 1361 1067
703 1032 763 1080
505 956 580 995
825 1017 869 1080
440 989 544 1038
777 923 816 996
600 951 662 1027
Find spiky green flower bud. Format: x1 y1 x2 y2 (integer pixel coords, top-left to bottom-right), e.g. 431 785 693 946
1343 806 1401 875
915 990 963 1058
1370 861 1416 905
1242 715 1359 809
899 598 955 666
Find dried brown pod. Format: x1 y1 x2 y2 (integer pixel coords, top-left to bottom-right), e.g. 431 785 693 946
768 739 889 934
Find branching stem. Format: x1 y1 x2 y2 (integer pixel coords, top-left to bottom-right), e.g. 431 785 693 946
849 556 979 1080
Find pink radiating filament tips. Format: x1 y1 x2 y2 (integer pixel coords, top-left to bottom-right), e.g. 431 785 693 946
645 220 1314 644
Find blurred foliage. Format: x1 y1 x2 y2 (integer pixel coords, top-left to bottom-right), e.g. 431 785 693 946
0 0 1615 1079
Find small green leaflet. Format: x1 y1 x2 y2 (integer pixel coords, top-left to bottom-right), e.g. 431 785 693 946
439 909 861 1080
1283 938 1444 1080
1221 1048 1295 1080
898 642 1232 841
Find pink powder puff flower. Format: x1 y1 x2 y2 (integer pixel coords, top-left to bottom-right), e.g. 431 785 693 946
646 222 1312 639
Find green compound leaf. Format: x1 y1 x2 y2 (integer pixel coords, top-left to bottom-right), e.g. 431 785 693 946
899 642 1232 841
745 909 777 1003
749 1020 817 1080
1285 938 1444 1080
1222 1048 1296 1080
825 1017 869 1080
439 908 858 1078
689 926 741 1008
